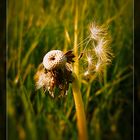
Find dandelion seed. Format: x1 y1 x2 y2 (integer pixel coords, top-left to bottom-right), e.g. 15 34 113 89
95 61 102 73
34 64 56 95
89 23 108 41
87 53 93 65
34 64 46 89
35 71 46 89
84 70 90 76
94 38 113 64
93 61 105 78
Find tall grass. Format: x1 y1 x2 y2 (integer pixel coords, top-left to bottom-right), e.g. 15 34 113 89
7 0 133 140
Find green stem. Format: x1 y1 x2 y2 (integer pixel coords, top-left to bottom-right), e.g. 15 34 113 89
72 73 88 140
73 0 79 76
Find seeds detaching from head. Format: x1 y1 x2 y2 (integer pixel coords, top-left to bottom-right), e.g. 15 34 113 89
34 50 75 98
81 22 114 79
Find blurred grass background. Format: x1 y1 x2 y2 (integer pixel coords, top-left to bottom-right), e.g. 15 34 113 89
7 0 133 140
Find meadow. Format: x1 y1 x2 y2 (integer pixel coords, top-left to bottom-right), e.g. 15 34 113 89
7 0 133 140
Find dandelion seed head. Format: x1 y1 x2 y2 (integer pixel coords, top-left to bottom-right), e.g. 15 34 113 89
35 50 75 98
43 50 67 70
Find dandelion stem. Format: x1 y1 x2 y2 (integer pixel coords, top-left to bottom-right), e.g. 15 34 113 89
72 73 88 140
73 2 88 139
73 0 79 75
